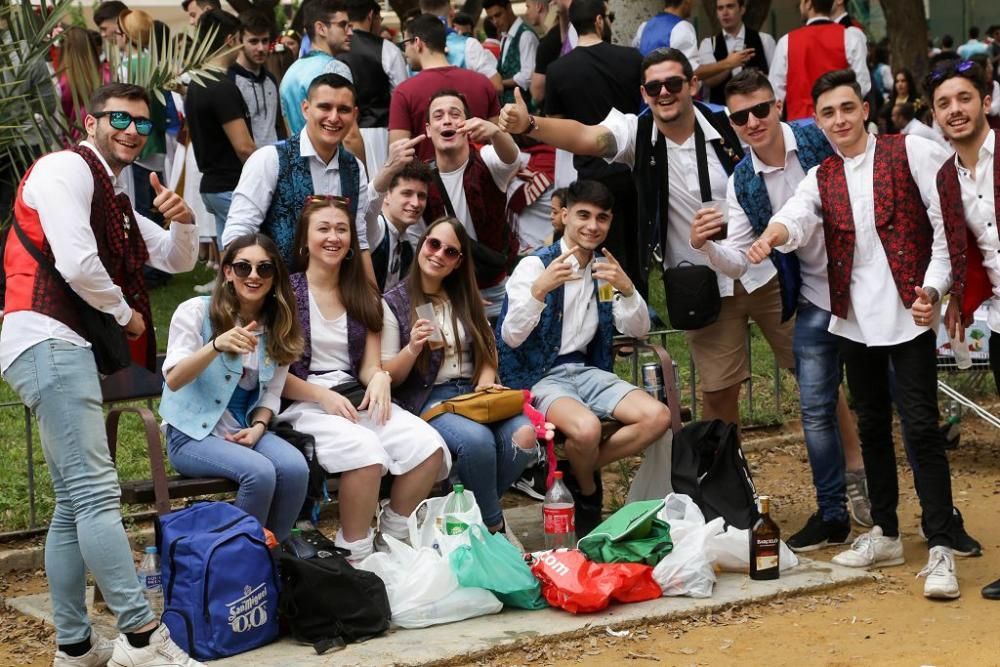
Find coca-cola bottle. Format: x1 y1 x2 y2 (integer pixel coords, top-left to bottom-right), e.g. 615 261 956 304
543 471 576 549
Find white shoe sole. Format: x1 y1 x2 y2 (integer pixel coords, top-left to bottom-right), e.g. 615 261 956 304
832 554 905 568
924 586 961 600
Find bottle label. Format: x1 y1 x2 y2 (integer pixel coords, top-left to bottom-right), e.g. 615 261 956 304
543 506 575 534
755 555 778 570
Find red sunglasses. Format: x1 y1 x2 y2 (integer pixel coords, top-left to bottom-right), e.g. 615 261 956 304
424 236 462 260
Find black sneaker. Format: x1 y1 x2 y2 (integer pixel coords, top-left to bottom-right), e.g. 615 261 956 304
513 464 548 501
787 512 851 553
920 507 983 557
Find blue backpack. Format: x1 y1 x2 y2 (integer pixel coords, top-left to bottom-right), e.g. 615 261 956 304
157 502 280 660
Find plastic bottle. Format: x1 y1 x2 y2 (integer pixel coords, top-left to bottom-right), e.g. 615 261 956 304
543 471 576 549
137 546 163 616
949 327 973 370
443 484 473 535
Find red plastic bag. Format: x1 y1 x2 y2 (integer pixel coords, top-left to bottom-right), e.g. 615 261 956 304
530 549 662 613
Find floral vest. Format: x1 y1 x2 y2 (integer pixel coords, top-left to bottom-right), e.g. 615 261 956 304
499 20 532 105
382 282 446 413
287 272 367 381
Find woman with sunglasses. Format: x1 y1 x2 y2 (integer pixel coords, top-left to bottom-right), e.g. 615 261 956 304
279 198 450 562
159 233 308 542
382 217 538 542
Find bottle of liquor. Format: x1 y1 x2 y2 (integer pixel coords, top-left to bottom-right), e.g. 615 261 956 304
749 495 780 580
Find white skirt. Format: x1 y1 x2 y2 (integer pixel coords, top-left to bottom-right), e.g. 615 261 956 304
279 400 451 480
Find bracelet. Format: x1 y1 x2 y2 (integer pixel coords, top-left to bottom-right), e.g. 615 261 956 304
211 337 221 353
525 114 538 135
251 419 268 430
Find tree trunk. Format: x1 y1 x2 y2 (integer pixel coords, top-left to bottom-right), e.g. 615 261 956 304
607 0 663 47
387 0 419 22
743 0 772 32
699 0 719 35
880 0 930 84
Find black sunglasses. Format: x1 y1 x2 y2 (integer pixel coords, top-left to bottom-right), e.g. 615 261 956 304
729 99 776 126
642 76 687 97
424 236 462 260
92 110 154 136
230 260 276 279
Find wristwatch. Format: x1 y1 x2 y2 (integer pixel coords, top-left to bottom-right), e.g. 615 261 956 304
525 114 538 135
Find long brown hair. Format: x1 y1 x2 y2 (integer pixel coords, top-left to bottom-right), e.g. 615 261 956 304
211 233 304 365
407 217 496 380
58 27 103 125
292 197 383 332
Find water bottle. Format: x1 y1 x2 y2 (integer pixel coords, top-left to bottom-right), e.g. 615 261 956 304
137 546 163 616
543 471 576 549
443 484 473 535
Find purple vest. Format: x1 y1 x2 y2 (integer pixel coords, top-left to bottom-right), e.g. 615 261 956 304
382 282 445 413
288 272 367 380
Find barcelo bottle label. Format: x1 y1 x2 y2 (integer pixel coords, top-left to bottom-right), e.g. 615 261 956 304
543 506 575 533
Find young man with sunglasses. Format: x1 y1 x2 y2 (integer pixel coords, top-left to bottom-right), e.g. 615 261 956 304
748 69 965 600
2 83 202 666
924 59 1000 599
497 179 670 537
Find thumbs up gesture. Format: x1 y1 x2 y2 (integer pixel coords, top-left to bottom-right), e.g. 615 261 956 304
910 286 939 328
150 172 193 224
498 86 531 134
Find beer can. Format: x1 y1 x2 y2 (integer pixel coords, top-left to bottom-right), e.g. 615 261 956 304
642 362 665 403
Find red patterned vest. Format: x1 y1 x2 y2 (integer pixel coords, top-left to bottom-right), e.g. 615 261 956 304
5 145 156 369
785 22 848 121
818 134 954 319
936 131 998 320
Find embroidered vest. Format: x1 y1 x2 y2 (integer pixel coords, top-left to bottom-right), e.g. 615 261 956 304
785 22 848 121
818 134 938 319
935 131 1000 319
336 30 391 128
638 12 683 56
495 243 614 390
382 282 446 413
732 121 835 319
708 28 769 106
159 297 277 440
262 133 360 267
287 272 367 380
632 103 744 288
6 145 155 369
499 21 532 105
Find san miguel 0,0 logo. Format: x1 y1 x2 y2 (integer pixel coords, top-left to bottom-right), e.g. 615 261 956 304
227 582 270 633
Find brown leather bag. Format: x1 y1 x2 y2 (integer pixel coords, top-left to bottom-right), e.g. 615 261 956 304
420 388 526 424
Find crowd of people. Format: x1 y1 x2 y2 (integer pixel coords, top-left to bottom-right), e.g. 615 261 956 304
3 0 1000 665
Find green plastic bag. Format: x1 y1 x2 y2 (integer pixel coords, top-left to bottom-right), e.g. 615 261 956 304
449 525 547 610
577 499 673 566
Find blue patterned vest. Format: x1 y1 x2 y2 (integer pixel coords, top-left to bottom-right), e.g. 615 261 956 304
732 121 834 320
495 243 614 390
287 272 367 381
262 133 361 267
638 12 683 56
382 282 446 413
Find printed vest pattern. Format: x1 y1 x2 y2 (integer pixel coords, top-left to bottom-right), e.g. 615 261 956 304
287 272 366 381
382 282 445 413
499 21 531 105
708 28 769 106
495 242 614 390
785 22 848 121
638 12 683 56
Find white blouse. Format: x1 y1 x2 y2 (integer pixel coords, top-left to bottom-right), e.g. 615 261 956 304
381 298 475 384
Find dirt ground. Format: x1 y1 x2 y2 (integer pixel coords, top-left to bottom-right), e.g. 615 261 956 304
2 414 1000 667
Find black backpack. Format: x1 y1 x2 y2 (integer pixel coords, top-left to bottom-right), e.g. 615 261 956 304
670 420 760 530
276 548 390 654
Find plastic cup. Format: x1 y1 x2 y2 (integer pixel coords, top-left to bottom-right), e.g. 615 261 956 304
706 200 729 241
415 302 445 349
593 257 614 302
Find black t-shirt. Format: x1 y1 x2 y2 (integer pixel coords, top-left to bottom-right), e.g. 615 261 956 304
544 41 643 177
185 75 251 193
534 25 561 75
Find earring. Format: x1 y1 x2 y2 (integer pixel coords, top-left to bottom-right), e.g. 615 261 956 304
299 246 308 257
345 248 355 260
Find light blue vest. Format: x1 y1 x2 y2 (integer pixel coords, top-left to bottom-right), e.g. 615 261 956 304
278 51 352 135
638 13 683 56
159 298 277 440
445 30 469 68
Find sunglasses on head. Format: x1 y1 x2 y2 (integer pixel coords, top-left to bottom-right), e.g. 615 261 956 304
728 99 776 126
927 59 976 85
424 236 462 260
230 260 276 279
305 194 351 206
92 110 154 136
642 76 687 97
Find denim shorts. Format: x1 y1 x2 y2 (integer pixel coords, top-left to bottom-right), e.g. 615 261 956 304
531 363 638 419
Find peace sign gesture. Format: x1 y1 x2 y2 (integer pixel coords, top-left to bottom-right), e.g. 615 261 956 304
530 244 581 301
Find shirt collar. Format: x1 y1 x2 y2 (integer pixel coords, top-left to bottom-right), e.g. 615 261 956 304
504 17 524 38
834 132 875 163
955 128 995 174
654 106 723 148
750 122 799 174
724 24 746 41
78 141 120 188
558 237 587 271
806 16 833 25
300 130 341 169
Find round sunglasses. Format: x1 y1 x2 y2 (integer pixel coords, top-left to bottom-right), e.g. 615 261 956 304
230 260 276 279
424 236 462 260
728 99 776 126
92 110 154 136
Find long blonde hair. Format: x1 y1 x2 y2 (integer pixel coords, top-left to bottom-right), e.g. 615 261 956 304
211 234 304 366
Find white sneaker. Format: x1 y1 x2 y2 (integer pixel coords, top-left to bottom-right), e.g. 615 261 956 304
192 279 214 294
918 546 960 599
53 632 114 667
831 526 905 568
108 624 204 667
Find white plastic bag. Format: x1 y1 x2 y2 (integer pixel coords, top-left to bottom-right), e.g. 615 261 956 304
407 492 484 556
652 494 723 598
707 525 800 573
357 535 501 629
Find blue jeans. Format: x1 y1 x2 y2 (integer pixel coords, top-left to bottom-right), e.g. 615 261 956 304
4 340 156 643
166 426 308 542
201 191 233 250
421 381 537 526
793 302 848 522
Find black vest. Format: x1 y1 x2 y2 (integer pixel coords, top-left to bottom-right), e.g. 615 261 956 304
337 29 391 128
708 27 769 106
632 102 744 287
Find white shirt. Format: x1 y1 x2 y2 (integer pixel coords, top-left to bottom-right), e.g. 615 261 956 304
501 239 651 351
600 106 736 294
366 214 424 291
305 289 355 388
631 17 700 68
0 142 199 373
437 145 520 241
381 298 475 383
902 118 951 150
927 130 1000 333
698 123 833 302
990 81 1000 117
381 39 408 89
222 132 376 250
774 133 952 345
464 35 499 79
697 24 776 79
769 18 871 105
162 297 289 437
499 17 539 91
